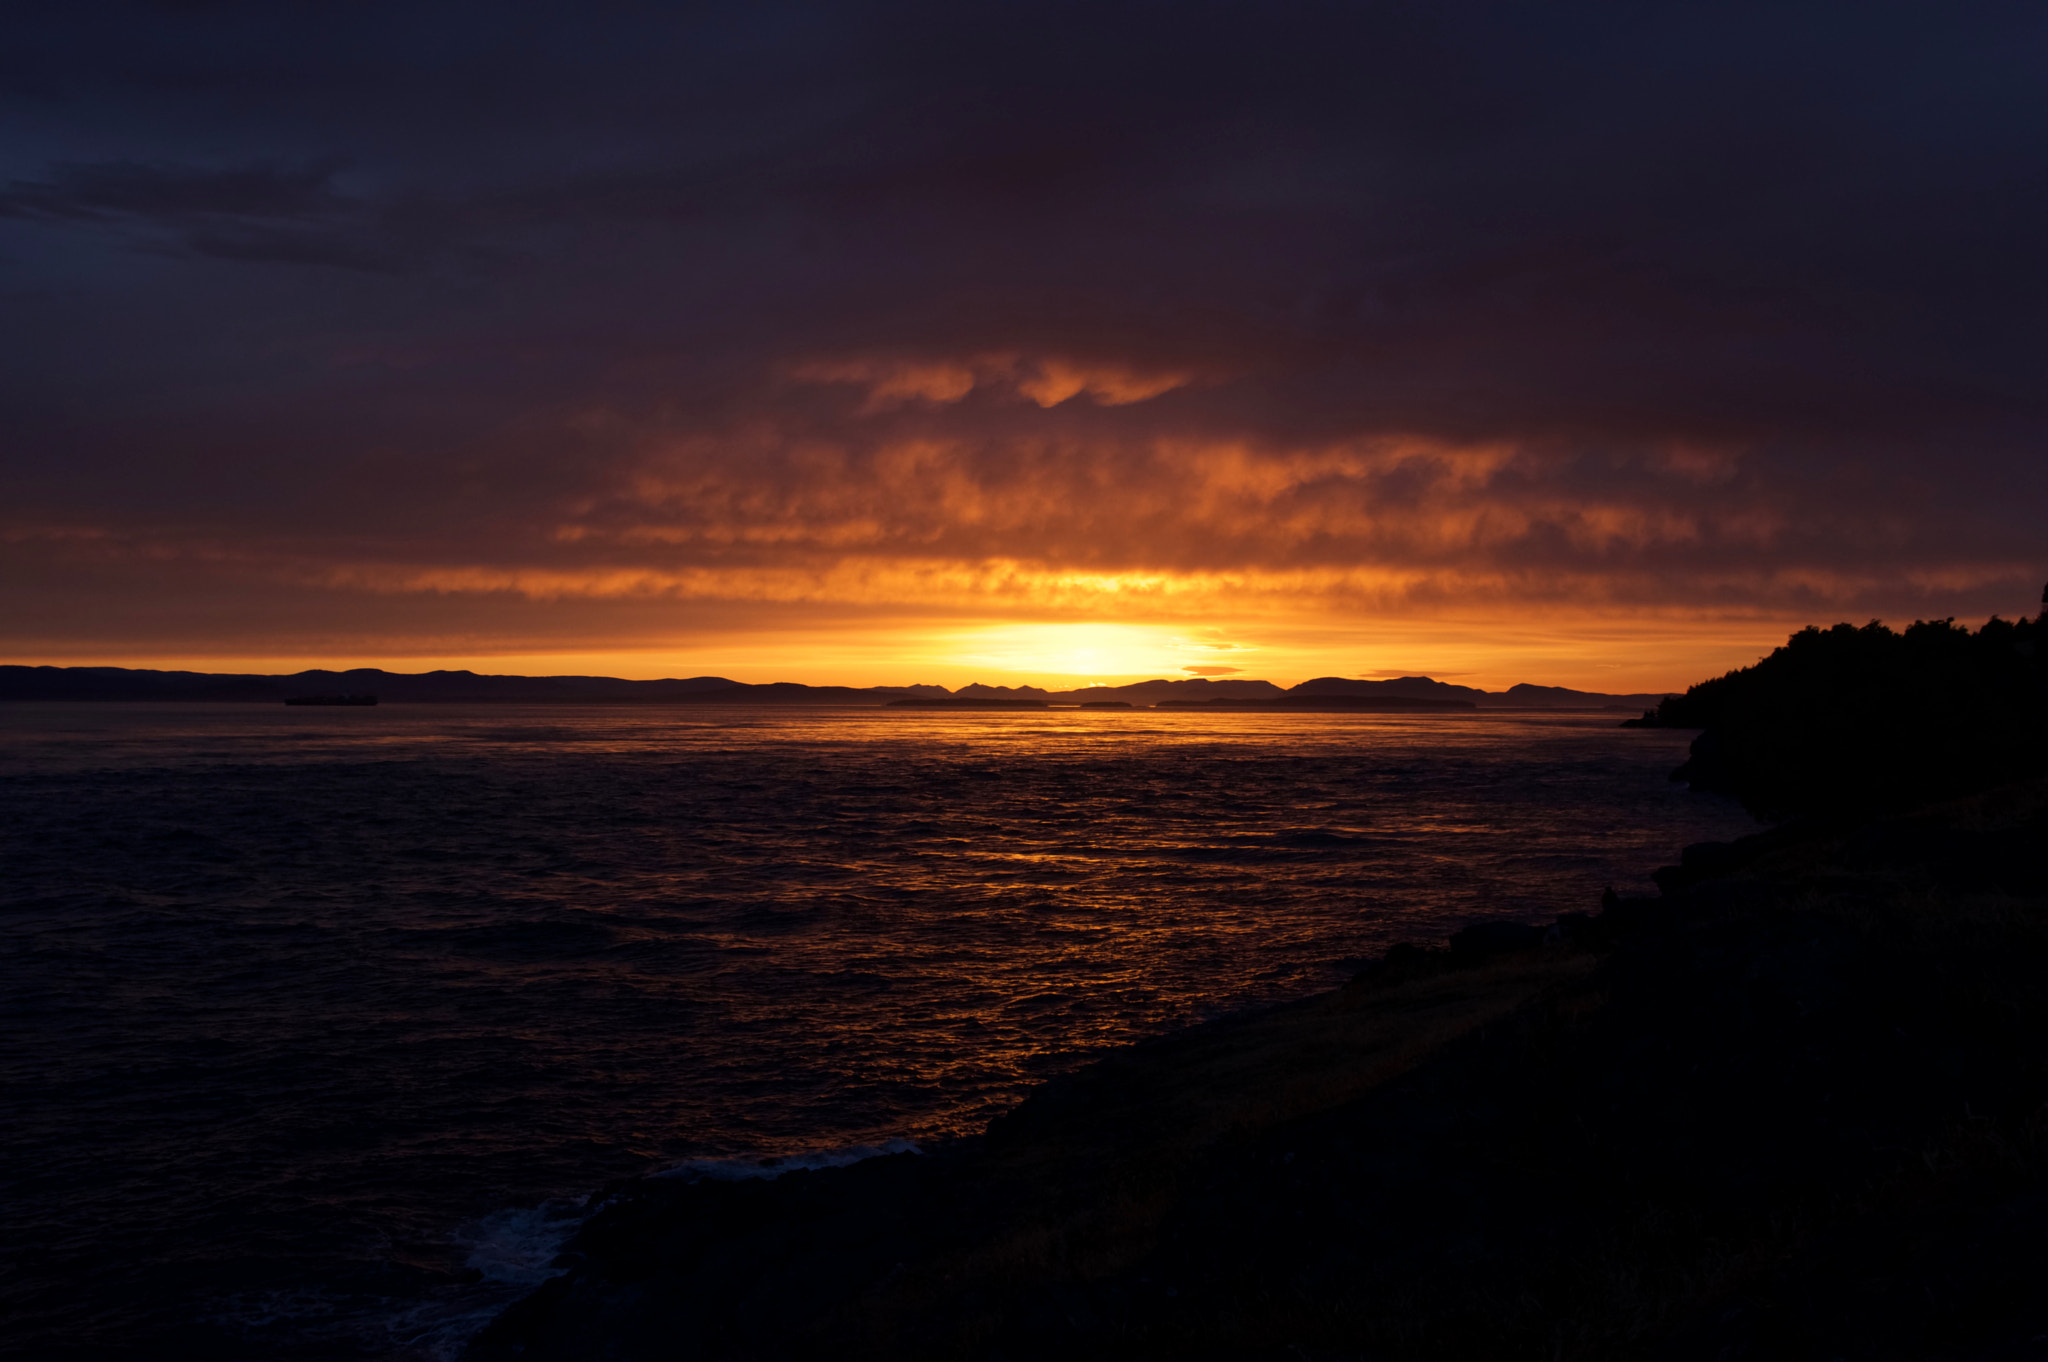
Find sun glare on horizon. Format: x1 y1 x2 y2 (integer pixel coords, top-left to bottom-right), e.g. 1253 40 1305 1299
927 622 1260 682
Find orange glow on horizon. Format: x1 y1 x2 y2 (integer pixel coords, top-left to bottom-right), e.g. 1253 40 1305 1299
9 405 2036 702
5 607 1880 697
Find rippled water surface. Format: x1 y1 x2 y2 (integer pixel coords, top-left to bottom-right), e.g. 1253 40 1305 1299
0 702 1752 1358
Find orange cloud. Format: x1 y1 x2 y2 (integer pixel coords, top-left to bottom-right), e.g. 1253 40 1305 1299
552 429 1813 582
1012 358 1191 406
300 558 2042 627
789 358 980 410
790 353 1192 411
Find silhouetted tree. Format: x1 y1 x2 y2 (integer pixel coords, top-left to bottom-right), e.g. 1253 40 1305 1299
1648 612 2047 818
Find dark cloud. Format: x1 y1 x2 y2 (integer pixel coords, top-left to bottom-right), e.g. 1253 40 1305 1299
0 159 438 269
0 159 345 222
3 0 2045 661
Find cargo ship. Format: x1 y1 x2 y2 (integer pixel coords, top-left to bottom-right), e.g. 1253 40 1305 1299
283 694 379 706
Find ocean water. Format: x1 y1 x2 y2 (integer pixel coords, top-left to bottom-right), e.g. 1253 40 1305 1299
0 702 1754 1359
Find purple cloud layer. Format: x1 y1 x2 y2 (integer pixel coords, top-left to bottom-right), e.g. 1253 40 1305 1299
4 1 2044 656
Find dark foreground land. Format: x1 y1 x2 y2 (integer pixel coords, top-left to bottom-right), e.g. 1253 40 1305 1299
472 776 2048 1361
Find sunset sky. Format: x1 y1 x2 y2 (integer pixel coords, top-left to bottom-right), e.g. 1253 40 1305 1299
5 2 2044 692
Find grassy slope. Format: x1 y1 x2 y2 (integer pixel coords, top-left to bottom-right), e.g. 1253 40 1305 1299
472 779 2048 1360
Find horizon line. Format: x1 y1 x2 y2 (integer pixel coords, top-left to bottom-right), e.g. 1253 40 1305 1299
0 660 1681 699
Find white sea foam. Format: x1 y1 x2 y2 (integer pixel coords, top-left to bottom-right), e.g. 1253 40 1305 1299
458 1198 587 1284
363 1146 924 1359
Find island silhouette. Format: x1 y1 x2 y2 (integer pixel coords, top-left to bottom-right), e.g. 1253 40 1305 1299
0 665 1668 710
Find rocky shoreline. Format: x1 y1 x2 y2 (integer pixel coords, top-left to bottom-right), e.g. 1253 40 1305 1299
468 774 2048 1360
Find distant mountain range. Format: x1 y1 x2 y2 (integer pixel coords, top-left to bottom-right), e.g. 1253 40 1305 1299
0 665 1672 710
